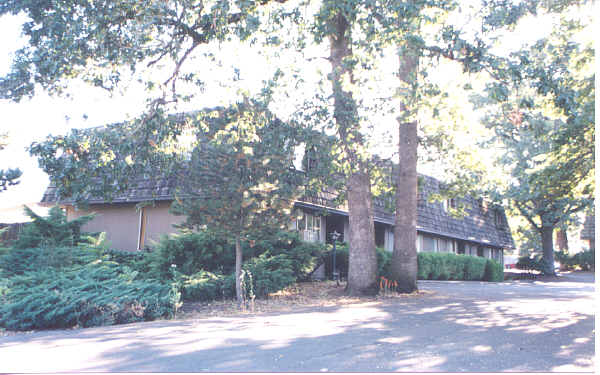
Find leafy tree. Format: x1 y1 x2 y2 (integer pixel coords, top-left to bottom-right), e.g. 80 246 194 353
311 1 379 295
169 99 305 305
0 132 22 192
477 17 594 274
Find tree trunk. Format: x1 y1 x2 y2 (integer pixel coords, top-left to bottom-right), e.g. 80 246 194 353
346 168 378 295
329 11 378 295
235 234 243 307
540 225 556 275
391 36 419 293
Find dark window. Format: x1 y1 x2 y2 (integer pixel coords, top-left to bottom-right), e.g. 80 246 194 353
477 246 484 257
494 210 503 226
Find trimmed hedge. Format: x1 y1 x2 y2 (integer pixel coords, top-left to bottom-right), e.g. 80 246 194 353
321 246 503 282
418 252 502 281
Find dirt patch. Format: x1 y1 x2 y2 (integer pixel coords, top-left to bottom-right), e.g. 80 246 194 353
175 280 428 320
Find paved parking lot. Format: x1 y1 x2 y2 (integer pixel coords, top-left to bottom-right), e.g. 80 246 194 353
0 273 595 372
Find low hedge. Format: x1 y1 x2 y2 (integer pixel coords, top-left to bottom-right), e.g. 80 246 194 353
321 246 503 282
418 252 502 281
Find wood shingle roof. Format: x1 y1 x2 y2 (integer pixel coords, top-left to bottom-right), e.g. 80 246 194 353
41 172 514 249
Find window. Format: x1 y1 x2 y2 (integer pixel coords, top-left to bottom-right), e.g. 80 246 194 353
494 210 504 227
443 198 457 213
294 210 321 242
422 235 435 252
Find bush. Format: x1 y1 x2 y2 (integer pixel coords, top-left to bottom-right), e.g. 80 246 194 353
178 270 230 301
483 259 504 282
555 249 594 271
322 242 349 279
151 230 326 282
463 255 488 280
417 252 490 281
0 262 180 331
516 255 543 272
177 253 297 302
0 246 101 278
376 247 393 279
150 231 233 280
243 253 296 298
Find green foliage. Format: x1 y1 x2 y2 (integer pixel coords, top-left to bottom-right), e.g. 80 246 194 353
150 231 233 280
176 254 296 302
178 271 231 302
14 206 95 249
555 249 594 271
171 101 305 240
477 15 594 274
242 253 296 298
0 246 101 278
418 252 491 281
516 255 543 272
322 242 350 279
323 247 498 282
150 229 325 282
483 259 504 282
0 261 180 331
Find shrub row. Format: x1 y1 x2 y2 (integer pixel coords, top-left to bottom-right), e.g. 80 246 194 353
418 252 503 281
321 245 503 282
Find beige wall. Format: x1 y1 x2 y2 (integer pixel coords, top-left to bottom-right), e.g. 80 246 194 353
142 201 186 248
67 201 184 251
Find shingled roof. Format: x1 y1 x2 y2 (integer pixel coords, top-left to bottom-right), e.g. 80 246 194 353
41 171 514 249
41 176 177 205
415 175 514 249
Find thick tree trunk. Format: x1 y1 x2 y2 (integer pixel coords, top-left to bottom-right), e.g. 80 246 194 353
235 234 243 307
391 40 419 293
346 169 378 295
540 225 556 275
391 119 418 292
329 12 378 295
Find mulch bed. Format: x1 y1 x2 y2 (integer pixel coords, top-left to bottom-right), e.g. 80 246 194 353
175 280 427 320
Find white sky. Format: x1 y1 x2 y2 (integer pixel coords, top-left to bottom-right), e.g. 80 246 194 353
0 4 578 213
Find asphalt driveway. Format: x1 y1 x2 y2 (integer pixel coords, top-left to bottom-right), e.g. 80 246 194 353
0 272 595 372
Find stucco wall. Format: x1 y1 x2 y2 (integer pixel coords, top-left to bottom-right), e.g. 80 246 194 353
142 201 186 247
67 201 184 251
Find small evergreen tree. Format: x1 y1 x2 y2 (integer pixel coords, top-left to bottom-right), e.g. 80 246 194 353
14 206 95 249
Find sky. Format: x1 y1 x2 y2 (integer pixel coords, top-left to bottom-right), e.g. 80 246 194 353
0 3 588 216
